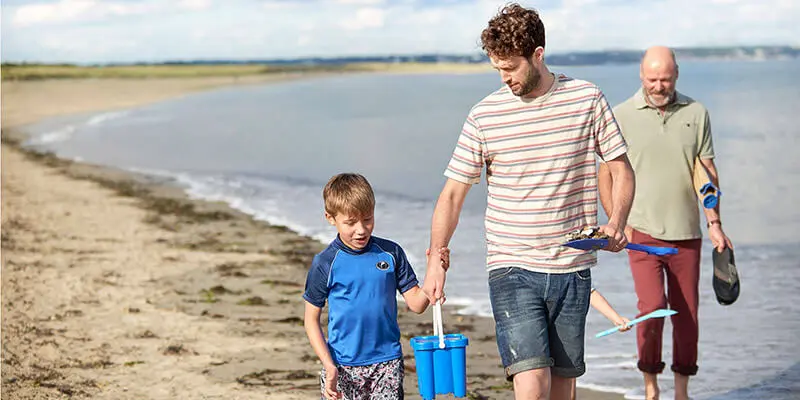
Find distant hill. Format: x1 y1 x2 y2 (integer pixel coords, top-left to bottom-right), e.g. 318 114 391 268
139 45 800 67
545 45 799 66
3 45 797 68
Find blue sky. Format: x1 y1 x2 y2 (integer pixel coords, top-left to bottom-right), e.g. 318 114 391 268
1 0 798 63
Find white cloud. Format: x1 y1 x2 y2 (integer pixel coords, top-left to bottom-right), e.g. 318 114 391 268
12 0 156 27
339 7 386 31
333 0 386 5
178 0 213 11
297 35 313 46
2 0 798 63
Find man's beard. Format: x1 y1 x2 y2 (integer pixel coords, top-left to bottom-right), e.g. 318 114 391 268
512 66 541 97
645 90 674 108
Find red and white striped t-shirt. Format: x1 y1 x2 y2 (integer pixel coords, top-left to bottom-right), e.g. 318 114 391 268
445 74 627 273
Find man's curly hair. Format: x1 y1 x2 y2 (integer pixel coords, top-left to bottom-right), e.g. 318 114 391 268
481 3 546 59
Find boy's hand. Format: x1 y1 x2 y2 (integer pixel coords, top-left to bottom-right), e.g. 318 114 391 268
324 365 341 399
425 247 451 271
615 317 632 332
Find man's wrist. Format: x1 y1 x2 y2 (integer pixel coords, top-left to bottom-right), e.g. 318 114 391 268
707 219 721 228
607 219 625 231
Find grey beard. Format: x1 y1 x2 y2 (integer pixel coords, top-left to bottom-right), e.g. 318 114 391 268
645 91 674 107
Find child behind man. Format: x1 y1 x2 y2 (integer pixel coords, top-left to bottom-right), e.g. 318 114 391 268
570 287 632 400
303 173 443 400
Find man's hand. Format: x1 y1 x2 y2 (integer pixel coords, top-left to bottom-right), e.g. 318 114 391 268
708 224 733 252
422 248 448 303
599 223 628 252
425 247 450 271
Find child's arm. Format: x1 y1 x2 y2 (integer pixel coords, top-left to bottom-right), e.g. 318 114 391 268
402 286 430 314
590 290 631 331
303 301 340 399
400 247 451 314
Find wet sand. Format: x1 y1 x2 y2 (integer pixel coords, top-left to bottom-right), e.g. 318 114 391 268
1 76 623 399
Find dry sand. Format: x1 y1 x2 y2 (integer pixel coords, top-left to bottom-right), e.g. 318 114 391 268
1 76 623 399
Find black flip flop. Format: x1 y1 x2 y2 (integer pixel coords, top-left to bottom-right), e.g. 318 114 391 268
712 247 740 306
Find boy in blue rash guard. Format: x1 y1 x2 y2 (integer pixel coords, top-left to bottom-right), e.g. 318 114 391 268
303 173 447 400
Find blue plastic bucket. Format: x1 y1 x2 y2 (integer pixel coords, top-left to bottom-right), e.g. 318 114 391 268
410 333 469 399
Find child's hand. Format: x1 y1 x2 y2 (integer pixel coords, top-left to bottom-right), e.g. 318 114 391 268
324 366 341 399
426 247 451 271
615 317 632 332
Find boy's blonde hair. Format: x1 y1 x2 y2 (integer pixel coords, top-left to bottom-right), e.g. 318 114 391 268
323 173 375 218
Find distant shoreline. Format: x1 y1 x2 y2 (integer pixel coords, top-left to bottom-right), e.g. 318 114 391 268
0 62 493 81
3 45 796 78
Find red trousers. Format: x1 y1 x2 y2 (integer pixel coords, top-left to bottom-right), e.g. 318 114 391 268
628 229 701 376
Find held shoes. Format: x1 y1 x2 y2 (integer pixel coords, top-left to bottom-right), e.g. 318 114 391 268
712 247 740 306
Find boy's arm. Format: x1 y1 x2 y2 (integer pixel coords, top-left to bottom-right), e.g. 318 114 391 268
303 301 336 370
401 286 430 314
590 290 630 330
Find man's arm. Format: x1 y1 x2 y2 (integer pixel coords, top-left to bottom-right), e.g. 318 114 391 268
422 178 471 302
599 153 635 251
699 158 721 221
598 162 614 218
699 158 733 251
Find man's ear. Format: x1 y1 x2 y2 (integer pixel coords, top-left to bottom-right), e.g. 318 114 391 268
533 46 545 62
325 212 336 226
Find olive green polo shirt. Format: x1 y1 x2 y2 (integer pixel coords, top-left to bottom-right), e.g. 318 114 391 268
613 89 715 240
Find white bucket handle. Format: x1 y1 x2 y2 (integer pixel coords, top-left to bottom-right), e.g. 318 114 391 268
432 300 445 349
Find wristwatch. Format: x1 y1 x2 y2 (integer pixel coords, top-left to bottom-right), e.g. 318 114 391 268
707 219 721 228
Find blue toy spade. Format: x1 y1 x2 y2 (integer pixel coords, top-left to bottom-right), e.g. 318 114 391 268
564 238 678 256
595 309 678 338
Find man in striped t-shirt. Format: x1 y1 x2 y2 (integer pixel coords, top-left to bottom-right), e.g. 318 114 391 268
421 4 635 399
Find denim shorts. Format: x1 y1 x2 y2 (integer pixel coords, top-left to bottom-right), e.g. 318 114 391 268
488 267 592 379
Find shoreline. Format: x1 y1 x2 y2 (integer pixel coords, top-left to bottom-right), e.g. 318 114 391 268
1 75 622 399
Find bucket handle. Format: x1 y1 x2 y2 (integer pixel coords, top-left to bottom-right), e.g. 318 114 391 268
432 300 445 349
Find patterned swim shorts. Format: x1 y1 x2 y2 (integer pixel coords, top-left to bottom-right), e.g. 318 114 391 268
319 358 404 400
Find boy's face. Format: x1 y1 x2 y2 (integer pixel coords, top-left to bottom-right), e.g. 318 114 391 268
325 211 374 250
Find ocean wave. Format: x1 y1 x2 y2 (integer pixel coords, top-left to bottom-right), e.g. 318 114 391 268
588 361 638 370
585 352 636 360
576 382 629 395
26 110 131 147
29 125 76 145
86 111 129 126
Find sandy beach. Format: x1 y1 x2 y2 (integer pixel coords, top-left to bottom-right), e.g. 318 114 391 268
1 74 623 399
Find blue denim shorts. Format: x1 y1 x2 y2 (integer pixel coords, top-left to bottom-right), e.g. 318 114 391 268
488 267 592 379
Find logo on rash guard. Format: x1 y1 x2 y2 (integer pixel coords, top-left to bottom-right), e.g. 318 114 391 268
376 261 390 270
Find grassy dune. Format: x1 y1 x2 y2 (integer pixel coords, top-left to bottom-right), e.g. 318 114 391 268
1 62 491 81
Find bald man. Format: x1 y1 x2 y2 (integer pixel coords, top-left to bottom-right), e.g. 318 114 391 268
598 46 733 400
